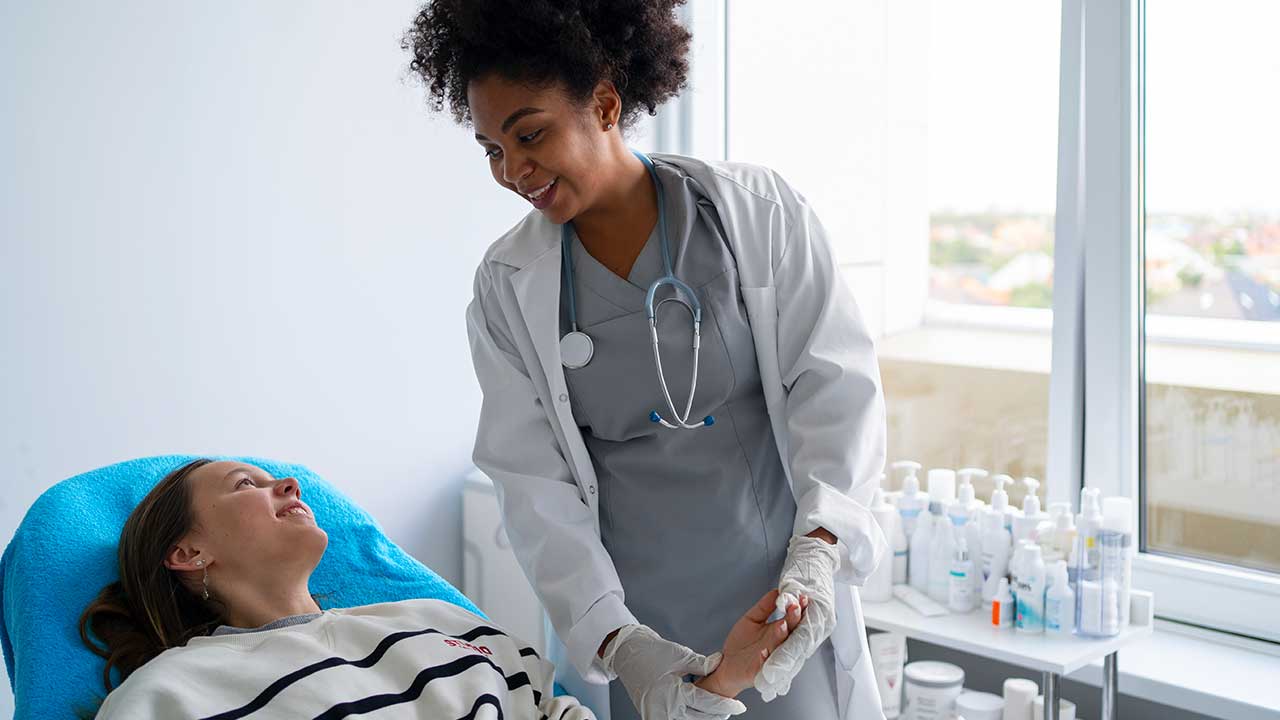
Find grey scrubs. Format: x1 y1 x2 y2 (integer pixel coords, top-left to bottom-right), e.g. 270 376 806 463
559 160 840 720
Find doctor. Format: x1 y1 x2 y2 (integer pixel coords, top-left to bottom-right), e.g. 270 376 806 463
405 2 888 718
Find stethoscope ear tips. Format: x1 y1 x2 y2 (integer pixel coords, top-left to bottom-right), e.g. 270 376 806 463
648 411 715 428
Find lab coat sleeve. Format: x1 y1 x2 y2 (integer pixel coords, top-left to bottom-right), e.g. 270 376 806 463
770 171 889 586
466 263 638 684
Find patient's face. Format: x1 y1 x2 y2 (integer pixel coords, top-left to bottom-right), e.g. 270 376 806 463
185 461 328 581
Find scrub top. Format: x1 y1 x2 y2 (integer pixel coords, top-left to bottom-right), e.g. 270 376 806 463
558 159 840 720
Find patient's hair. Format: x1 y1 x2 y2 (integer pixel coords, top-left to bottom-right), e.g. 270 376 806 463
78 459 223 691
402 0 691 129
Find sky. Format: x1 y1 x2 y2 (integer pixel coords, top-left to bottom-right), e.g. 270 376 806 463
927 0 1280 217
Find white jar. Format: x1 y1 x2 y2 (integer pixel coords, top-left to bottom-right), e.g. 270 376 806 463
956 690 1004 720
903 661 965 720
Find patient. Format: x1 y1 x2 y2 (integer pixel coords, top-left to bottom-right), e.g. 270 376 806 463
79 459 802 718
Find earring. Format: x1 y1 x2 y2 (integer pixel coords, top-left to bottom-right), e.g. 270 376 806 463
605 122 614 131
196 560 210 600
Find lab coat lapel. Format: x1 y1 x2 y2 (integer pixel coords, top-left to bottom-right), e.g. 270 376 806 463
510 246 564 405
508 237 603 525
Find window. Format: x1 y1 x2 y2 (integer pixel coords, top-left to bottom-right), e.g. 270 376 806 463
1073 0 1280 642
722 0 1061 504
679 0 1280 641
927 2 1060 316
1141 0 1280 576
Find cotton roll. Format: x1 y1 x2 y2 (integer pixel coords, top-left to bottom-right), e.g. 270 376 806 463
1002 678 1038 720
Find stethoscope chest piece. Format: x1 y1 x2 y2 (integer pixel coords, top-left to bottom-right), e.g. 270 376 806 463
560 330 594 370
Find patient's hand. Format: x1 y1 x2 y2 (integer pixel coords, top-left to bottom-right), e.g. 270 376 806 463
694 589 806 699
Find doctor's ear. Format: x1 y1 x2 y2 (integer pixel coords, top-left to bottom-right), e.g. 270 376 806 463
590 80 622 131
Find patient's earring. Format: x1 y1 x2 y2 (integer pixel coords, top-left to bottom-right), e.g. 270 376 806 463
196 559 209 601
604 122 614 131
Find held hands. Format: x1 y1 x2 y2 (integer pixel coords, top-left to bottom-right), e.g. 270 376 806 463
602 624 748 720
694 589 807 699
753 534 841 701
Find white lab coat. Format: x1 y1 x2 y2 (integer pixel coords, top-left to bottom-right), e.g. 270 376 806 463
466 152 889 720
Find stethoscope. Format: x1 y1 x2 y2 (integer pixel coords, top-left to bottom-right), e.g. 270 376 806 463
559 150 714 430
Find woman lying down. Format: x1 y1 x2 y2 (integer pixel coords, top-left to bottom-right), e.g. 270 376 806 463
79 459 807 719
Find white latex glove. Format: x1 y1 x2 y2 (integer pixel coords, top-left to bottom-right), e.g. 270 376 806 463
540 694 597 719
753 534 841 701
602 624 748 720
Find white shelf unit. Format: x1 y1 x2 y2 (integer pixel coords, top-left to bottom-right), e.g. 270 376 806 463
863 597 1152 720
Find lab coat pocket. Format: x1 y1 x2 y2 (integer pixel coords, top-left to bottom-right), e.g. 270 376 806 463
565 304 734 443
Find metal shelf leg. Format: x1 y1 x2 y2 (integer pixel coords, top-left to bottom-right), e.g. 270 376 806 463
1042 671 1060 720
1101 652 1118 720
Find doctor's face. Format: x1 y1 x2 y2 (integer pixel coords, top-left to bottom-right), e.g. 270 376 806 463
469 74 616 225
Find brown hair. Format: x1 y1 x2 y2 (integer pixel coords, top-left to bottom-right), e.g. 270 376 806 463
77 459 223 692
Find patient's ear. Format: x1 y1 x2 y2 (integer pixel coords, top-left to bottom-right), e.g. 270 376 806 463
164 544 205 572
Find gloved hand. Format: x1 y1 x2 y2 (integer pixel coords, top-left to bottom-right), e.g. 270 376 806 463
753 534 841 701
602 623 748 720
539 694 598 719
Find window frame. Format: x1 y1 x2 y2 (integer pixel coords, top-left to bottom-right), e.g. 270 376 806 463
1073 0 1280 643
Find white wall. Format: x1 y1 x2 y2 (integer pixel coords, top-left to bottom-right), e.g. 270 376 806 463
0 2 534 713
727 0 929 341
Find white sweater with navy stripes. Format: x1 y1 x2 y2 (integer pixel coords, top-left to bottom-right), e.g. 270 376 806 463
96 598 595 720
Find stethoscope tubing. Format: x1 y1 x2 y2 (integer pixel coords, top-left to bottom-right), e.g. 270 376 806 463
560 150 713 429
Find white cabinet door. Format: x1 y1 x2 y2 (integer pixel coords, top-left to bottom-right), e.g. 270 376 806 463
462 468 547 655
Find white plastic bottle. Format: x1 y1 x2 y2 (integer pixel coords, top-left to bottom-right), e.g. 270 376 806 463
991 577 1014 628
929 505 956 603
979 503 1012 607
909 503 934 592
955 470 987 599
865 489 897 602
989 473 1018 533
1008 540 1028 625
1012 477 1048 543
1015 544 1046 634
927 468 957 508
1048 502 1076 557
1077 487 1104 582
955 468 988 516
1045 561 1075 635
948 537 977 613
891 509 910 587
894 461 928 538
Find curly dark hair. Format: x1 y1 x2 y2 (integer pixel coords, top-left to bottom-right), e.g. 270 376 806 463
402 0 691 129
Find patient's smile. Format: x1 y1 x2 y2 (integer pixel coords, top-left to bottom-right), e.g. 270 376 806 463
277 503 310 519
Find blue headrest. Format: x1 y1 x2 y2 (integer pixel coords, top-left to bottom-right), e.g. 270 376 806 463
0 455 481 719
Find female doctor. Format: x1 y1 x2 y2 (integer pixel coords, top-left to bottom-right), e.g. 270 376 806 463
405 2 888 718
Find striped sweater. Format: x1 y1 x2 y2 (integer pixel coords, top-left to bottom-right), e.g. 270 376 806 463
96 598 595 719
